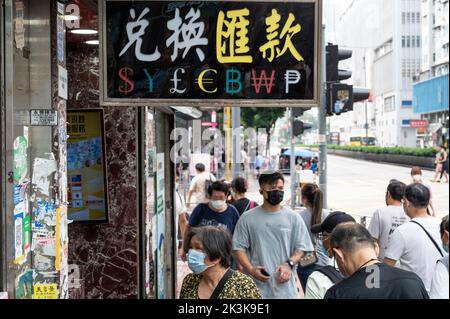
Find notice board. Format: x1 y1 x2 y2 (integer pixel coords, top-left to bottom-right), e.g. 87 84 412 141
67 109 109 222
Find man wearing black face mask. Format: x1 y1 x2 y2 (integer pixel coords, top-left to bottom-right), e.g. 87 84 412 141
232 171 314 299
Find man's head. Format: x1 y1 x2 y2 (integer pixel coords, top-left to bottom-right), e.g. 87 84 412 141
195 163 205 173
402 183 430 218
330 222 379 276
311 212 356 256
258 171 285 206
440 215 449 251
385 180 406 206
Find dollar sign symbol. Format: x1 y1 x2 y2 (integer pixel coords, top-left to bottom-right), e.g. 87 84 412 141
119 67 135 95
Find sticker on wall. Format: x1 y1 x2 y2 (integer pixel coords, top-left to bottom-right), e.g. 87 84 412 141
15 270 33 299
58 66 68 100
14 1 25 50
33 284 58 299
32 237 56 257
13 136 28 183
23 215 31 253
14 213 24 263
32 158 57 197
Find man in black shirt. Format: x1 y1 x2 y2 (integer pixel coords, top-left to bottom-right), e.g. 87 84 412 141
324 222 429 299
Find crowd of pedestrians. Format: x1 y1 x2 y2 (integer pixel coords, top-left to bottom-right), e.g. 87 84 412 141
177 166 449 300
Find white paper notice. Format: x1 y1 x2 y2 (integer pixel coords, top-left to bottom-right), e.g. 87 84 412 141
32 158 57 196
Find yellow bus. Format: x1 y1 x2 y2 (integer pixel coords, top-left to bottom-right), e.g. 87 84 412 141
350 135 376 146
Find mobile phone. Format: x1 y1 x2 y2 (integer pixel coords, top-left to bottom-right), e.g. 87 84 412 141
260 268 270 277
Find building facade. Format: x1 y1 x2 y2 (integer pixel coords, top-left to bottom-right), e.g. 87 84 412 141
413 0 449 148
327 0 422 147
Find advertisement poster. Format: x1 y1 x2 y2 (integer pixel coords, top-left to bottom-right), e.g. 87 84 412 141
67 109 108 222
33 284 58 299
13 136 28 183
14 213 24 262
15 270 33 299
155 153 165 299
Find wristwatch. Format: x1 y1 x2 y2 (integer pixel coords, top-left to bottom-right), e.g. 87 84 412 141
286 259 295 269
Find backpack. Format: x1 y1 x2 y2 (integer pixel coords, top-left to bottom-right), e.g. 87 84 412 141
316 266 344 284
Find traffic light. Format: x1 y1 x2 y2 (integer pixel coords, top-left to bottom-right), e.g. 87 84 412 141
326 43 370 116
353 87 371 103
329 83 353 115
292 107 312 118
326 44 352 83
292 120 312 137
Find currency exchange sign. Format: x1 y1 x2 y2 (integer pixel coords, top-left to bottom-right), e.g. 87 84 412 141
101 0 321 107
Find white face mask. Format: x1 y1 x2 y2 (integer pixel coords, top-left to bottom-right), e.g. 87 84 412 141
412 175 422 182
211 200 226 210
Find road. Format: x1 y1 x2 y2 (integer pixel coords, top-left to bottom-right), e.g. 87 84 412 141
245 155 449 220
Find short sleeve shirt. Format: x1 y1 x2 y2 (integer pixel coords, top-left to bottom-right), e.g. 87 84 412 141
189 204 240 234
232 206 314 299
180 271 262 299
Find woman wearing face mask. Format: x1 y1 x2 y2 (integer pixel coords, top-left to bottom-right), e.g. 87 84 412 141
181 181 241 262
180 226 262 299
410 166 436 217
297 183 332 292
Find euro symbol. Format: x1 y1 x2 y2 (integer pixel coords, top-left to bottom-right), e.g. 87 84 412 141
197 69 218 93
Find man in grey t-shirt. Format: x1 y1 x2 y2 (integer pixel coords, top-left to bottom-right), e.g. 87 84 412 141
233 171 313 299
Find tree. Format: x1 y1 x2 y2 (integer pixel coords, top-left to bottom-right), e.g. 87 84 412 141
241 108 287 156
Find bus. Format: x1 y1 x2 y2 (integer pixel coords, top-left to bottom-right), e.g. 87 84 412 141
350 135 377 146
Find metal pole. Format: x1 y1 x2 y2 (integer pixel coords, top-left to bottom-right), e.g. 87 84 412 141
365 101 369 144
290 108 296 209
319 25 328 208
232 107 241 179
226 106 231 182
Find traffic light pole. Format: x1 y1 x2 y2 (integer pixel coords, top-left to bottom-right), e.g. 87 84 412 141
319 25 328 209
290 108 296 209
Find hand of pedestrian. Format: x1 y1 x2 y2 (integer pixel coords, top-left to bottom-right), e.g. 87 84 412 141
251 266 271 283
275 264 292 284
186 202 191 209
180 250 187 262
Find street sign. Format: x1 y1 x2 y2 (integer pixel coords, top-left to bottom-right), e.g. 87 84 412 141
30 110 58 126
100 0 322 107
201 122 218 128
410 120 428 129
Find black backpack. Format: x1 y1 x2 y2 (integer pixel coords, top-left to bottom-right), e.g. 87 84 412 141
316 266 344 284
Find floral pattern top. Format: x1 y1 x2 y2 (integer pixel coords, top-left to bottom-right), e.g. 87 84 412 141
180 271 262 299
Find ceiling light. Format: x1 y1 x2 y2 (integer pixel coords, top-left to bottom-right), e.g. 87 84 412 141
64 15 79 21
70 29 98 35
85 40 99 45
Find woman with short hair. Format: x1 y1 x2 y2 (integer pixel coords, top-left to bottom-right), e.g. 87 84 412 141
180 226 262 299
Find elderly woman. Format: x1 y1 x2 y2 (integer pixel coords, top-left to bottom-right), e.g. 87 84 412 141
180 226 261 299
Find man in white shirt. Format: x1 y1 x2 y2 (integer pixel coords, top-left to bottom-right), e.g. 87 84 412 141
384 183 446 293
429 215 449 299
368 180 409 260
186 163 216 209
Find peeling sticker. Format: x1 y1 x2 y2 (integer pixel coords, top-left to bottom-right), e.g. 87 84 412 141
32 157 57 197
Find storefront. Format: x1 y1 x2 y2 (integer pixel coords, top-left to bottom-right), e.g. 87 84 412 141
1 0 176 299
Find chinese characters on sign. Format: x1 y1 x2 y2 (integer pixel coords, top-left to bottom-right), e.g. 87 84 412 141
105 1 319 104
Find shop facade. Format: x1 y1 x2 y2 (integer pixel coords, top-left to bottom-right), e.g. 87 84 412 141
1 0 176 299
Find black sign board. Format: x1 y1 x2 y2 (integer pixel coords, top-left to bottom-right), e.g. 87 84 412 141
101 0 321 107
